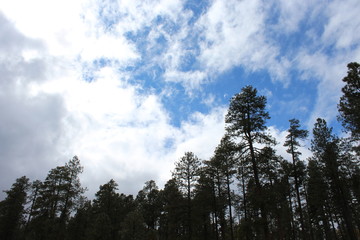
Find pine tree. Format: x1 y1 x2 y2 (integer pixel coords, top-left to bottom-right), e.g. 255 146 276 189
193 168 218 240
120 209 146 240
311 118 358 239
225 85 275 239
307 160 333 239
212 135 237 240
67 200 93 240
338 62 360 154
159 178 186 240
284 119 308 239
0 176 30 240
92 179 124 240
136 180 162 238
25 156 85 240
173 152 201 240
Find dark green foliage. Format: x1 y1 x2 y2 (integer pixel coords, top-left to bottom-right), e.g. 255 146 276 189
338 62 360 153
92 179 136 240
226 85 275 239
225 86 270 140
0 176 30 240
136 180 162 239
307 160 333 239
159 178 187 240
24 156 85 240
311 118 358 240
120 209 146 240
172 152 201 240
211 135 237 240
89 212 112 240
284 119 308 239
67 200 93 240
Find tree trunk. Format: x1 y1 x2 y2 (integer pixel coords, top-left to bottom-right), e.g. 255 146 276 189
225 166 234 240
248 136 269 239
290 140 306 239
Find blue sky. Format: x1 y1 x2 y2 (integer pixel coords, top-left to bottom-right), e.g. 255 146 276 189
0 0 359 198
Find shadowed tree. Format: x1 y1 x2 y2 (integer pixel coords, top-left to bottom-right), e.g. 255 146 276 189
307 160 333 240
159 178 187 240
0 176 30 240
212 135 238 240
59 156 85 224
192 167 218 240
311 118 357 240
284 119 308 239
25 156 85 240
25 180 42 230
203 157 228 240
136 180 162 239
92 179 135 240
120 209 147 240
173 152 201 240
225 85 275 239
338 62 360 154
67 200 93 240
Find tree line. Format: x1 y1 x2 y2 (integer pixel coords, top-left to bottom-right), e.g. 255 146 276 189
0 62 359 240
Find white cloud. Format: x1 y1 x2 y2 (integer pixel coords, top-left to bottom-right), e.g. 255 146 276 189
174 107 227 160
164 70 208 92
165 0 292 87
0 3 227 197
322 0 360 49
264 0 360 130
1 0 359 200
31 64 226 196
0 13 69 197
293 0 360 128
271 0 312 33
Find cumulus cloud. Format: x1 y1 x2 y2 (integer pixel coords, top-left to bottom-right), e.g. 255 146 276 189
40 66 226 196
0 13 68 196
0 3 227 198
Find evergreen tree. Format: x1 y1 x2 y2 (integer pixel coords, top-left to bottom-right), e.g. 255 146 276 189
225 85 275 239
284 119 308 239
67 200 93 240
212 135 238 240
159 178 186 240
307 160 333 240
89 212 112 240
25 156 85 240
92 179 135 240
25 180 41 230
120 209 147 240
192 168 217 240
136 180 162 239
173 152 201 240
59 156 85 223
0 176 30 240
311 118 358 239
338 62 360 154
202 158 228 240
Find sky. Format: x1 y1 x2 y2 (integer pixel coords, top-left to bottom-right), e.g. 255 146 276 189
0 0 359 199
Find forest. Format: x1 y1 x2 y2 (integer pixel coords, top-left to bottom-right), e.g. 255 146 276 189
0 62 359 240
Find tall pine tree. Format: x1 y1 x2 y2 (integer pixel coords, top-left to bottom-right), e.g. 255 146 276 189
225 85 275 239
